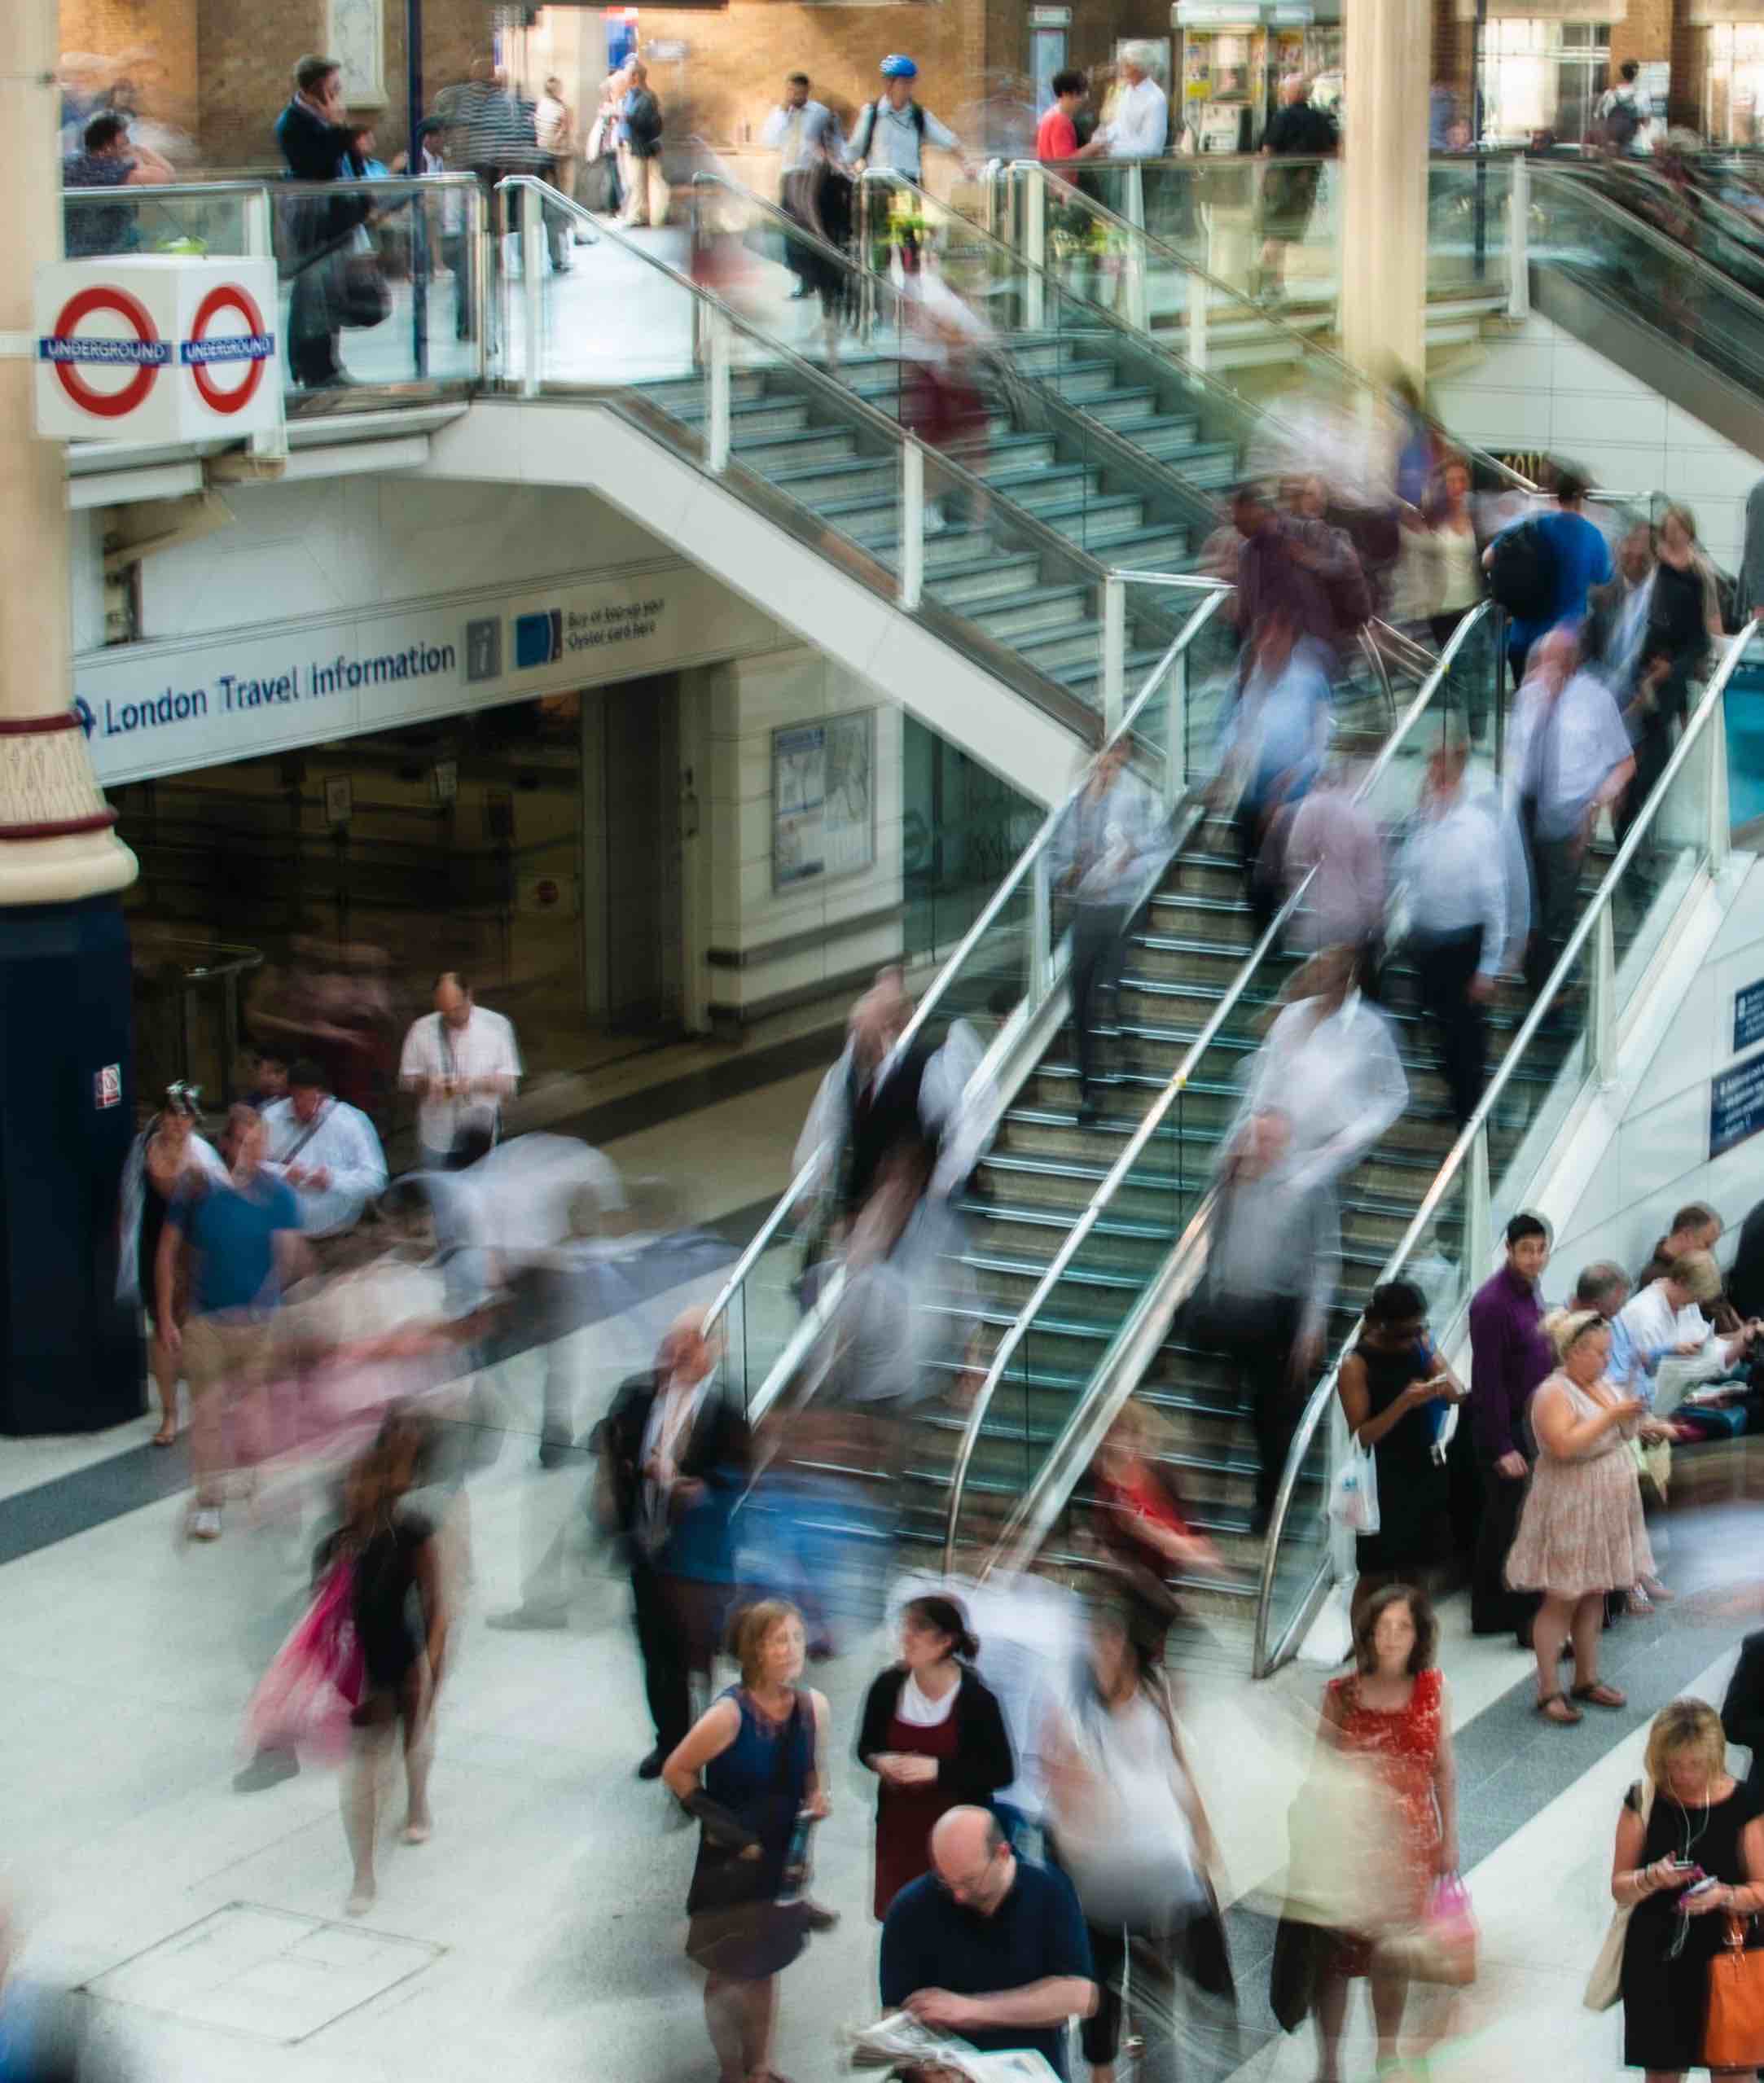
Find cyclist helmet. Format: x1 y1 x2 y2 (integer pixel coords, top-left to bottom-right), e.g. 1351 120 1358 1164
880 54 919 78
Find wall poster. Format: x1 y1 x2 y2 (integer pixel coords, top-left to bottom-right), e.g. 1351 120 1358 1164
773 710 875 890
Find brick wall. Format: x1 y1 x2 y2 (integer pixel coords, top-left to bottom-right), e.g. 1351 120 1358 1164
195 0 322 169
60 0 200 146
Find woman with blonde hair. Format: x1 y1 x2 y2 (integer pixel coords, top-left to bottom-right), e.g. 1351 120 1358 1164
1506 1308 1657 1724
664 1598 831 2083
1612 1695 1764 2077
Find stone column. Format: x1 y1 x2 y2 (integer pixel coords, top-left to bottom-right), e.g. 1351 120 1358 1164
1339 0 1433 384
0 0 145 1433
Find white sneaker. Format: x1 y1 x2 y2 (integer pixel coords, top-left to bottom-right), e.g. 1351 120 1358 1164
923 500 947 537
189 1506 222 1542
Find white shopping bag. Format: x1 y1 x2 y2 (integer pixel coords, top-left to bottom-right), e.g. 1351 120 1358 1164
1327 1436 1380 1536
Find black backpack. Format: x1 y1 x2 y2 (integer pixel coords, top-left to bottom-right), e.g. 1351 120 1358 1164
1604 94 1642 148
1487 516 1559 622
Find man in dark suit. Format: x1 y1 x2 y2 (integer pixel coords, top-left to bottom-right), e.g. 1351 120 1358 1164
274 53 366 388
1723 1630 1764 1803
600 1308 749 1778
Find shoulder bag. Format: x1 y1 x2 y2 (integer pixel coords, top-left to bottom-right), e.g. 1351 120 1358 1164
1584 1777 1654 2010
1707 1831 1764 2068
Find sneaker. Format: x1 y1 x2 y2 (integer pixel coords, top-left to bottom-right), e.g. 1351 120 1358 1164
189 1506 222 1542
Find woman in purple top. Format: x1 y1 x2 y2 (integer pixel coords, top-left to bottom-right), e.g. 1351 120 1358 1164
1467 1212 1554 1641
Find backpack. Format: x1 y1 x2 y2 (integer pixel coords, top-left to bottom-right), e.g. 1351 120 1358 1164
1487 516 1559 622
855 95 927 158
1604 92 1642 148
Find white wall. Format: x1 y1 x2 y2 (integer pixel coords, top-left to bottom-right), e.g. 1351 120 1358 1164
1549 855 1764 1282
704 647 904 1020
1433 312 1759 572
131 474 666 642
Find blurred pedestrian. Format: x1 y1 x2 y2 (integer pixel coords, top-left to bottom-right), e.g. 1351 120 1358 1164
1394 742 1508 1133
1420 458 1490 735
1609 1698 1764 2075
762 72 845 299
1089 1399 1224 1629
617 61 669 229
1636 1200 1724 1292
1336 1282 1467 1625
1506 625 1634 995
117 1081 226 1447
603 1310 748 1778
1257 75 1336 307
318 1406 450 1915
158 1105 309 1542
858 1595 1013 1919
1506 1309 1660 1724
261 1059 388 1265
1045 1599 1233 2083
1283 743 1385 971
880 1806 1096 2079
399 971 521 1171
274 54 367 390
1190 1106 1340 1535
534 72 577 266
664 1600 831 2083
1051 737 1162 1124
1310 1586 1458 2083
1617 503 1718 849
1231 480 1367 658
1246 945 1408 1191
1217 603 1334 936
1467 1211 1552 1639
62 109 175 256
1483 467 1610 686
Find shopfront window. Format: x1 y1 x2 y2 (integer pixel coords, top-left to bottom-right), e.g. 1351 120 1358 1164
1707 24 1764 145
1479 18 1613 145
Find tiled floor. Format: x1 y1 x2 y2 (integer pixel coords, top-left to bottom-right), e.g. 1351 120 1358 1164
6 1046 1764 2081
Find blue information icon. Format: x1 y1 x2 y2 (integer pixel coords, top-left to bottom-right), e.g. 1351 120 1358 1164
514 609 562 670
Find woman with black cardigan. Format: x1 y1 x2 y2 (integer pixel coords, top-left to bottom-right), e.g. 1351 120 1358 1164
857 1594 1014 1918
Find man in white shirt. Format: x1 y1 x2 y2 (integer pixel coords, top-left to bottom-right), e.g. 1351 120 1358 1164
1103 46 1169 161
849 55 969 184
1617 1252 1759 1416
1396 743 1511 1132
1506 626 1635 995
761 73 844 298
260 1059 388 1255
400 971 522 1171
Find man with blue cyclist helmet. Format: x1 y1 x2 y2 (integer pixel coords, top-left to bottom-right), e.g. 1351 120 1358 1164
850 54 970 182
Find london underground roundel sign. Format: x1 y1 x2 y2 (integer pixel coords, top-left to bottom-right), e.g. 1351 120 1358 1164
182 283 275 414
41 283 169 419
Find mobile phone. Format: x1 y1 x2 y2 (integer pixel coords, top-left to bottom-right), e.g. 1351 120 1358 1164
1681 1875 1720 1900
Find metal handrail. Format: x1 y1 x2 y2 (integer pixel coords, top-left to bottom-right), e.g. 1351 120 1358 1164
941 598 1499 1569
1250 616 1760 1676
697 578 1237 1372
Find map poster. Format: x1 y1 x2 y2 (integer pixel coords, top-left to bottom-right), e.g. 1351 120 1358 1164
772 710 875 891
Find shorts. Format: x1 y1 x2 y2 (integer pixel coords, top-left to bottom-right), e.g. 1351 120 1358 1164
182 1311 277 1401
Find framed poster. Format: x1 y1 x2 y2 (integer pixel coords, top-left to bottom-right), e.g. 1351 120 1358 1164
773 710 875 890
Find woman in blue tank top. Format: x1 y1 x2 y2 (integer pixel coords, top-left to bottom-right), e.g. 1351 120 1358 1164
665 1598 831 2083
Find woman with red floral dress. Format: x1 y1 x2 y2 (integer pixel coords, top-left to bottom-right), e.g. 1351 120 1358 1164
1312 1583 1459 2083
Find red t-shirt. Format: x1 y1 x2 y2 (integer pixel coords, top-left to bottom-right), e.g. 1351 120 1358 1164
1036 107 1079 161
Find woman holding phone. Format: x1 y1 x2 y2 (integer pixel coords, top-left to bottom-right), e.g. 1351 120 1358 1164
1336 1282 1468 1628
1613 1697 1764 2078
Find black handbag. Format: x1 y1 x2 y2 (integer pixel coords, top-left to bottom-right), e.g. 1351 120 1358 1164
339 252 390 329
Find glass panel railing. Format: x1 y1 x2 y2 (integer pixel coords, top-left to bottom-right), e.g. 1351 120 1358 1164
63 180 257 261
1426 155 1515 305
1251 621 1759 1675
948 603 1499 1570
701 578 1236 1418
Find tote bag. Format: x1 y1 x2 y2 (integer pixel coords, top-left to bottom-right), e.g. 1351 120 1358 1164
1585 1778 1654 2011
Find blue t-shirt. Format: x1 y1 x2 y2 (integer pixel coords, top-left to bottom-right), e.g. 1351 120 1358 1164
171 1173 301 1314
1507 509 1612 656
880 1860 1093 2080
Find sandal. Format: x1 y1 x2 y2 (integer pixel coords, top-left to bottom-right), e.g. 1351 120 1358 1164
1536 1691 1583 1725
1572 1682 1627 1710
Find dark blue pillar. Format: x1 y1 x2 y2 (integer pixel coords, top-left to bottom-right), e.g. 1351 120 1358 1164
0 893 141 1434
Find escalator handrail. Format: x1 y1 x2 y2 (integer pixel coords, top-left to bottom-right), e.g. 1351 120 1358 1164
943 598 1499 1571
697 579 1238 1366
1527 161 1764 332
1251 615 1760 1677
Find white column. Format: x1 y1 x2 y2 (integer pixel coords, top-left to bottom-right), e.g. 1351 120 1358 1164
1339 0 1430 384
0 0 135 903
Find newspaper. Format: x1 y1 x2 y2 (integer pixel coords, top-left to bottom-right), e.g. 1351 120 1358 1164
845 2012 1061 2081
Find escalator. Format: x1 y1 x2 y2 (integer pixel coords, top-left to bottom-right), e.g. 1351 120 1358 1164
968 621 1757 1673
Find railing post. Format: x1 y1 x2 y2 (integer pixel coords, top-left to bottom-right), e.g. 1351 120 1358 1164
1709 691 1732 874
520 180 544 397
242 187 286 459
1025 167 1047 331
1467 1123 1492 1295
899 437 924 610
858 175 879 344
1102 576 1126 735
706 310 732 474
1591 902 1618 1085
1124 160 1145 239
1123 212 1148 334
1507 152 1531 322
1029 849 1052 1013
1165 643 1188 812
1186 266 1208 374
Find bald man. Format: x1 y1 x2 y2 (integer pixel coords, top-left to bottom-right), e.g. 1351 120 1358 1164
880 1806 1095 2080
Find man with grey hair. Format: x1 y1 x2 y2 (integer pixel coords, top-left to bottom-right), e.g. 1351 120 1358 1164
1101 44 1167 161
